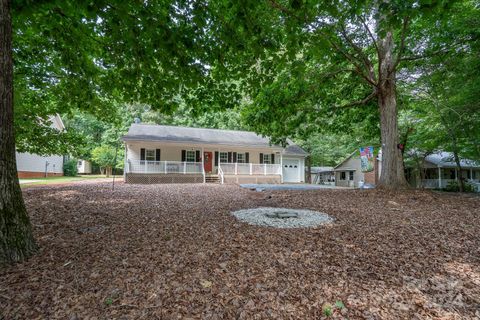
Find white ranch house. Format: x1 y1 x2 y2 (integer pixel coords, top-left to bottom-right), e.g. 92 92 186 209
122 124 308 184
16 115 65 178
410 152 480 189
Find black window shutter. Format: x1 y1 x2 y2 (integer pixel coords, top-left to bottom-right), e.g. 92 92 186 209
245 152 249 163
140 148 146 161
259 153 264 164
181 150 186 162
215 151 219 166
233 152 237 163
155 149 161 161
228 152 232 163
271 153 275 164
196 150 201 162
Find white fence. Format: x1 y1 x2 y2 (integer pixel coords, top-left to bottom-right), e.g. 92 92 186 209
219 163 282 175
127 160 204 174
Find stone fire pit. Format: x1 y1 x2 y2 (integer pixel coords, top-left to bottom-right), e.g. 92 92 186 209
231 207 333 228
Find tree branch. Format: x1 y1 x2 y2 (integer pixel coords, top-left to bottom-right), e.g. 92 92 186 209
358 14 379 55
393 16 410 70
326 37 378 87
400 48 451 62
338 24 377 83
337 90 377 108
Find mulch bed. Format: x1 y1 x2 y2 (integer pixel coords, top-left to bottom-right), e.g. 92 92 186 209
1 183 479 319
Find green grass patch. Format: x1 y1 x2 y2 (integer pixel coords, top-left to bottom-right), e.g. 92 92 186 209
20 175 122 187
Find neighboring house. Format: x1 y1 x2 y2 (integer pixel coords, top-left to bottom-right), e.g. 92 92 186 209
77 159 92 174
334 149 480 190
311 166 335 185
122 124 308 184
334 150 380 188
16 115 65 178
407 152 480 189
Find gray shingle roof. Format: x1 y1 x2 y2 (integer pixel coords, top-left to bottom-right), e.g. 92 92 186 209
122 124 308 156
283 144 309 156
425 152 480 168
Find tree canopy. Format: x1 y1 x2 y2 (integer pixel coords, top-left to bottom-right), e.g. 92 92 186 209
2 0 480 265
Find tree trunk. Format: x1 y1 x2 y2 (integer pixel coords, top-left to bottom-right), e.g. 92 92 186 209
0 0 37 265
306 156 312 184
105 166 112 178
440 116 465 192
376 30 409 189
452 151 465 192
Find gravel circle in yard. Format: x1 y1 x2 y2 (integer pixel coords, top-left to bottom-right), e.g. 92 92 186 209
231 207 334 228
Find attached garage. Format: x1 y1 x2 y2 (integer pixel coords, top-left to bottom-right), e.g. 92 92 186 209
282 158 300 182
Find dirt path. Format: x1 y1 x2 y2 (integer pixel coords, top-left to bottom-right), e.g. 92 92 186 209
1 183 479 319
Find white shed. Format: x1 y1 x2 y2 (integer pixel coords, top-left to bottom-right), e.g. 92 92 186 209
77 159 92 174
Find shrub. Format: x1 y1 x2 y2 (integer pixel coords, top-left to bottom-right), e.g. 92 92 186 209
63 159 78 177
444 180 475 192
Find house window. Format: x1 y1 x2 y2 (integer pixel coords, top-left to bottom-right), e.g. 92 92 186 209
349 171 354 181
263 154 271 164
186 150 196 162
219 152 228 163
237 153 245 163
340 172 346 180
77 160 82 166
145 149 155 161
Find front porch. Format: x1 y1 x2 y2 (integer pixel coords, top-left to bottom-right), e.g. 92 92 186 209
412 167 480 189
124 159 283 184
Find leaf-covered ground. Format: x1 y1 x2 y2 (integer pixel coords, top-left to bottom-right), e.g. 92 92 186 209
1 183 479 319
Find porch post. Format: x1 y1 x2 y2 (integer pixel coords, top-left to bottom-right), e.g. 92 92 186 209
250 163 252 175
264 163 267 175
235 162 238 175
470 168 473 180
145 160 147 173
124 145 128 181
184 162 186 174
280 153 283 183
202 147 205 183
455 168 458 180
165 161 167 174
438 167 442 189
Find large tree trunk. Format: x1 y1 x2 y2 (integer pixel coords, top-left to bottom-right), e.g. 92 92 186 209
376 30 409 189
0 0 37 265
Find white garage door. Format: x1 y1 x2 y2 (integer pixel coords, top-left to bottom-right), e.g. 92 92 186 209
282 159 300 183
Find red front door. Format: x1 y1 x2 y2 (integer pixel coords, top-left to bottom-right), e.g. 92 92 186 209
204 152 213 173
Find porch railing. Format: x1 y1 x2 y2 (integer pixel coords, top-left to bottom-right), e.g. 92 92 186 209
420 178 480 190
127 160 204 175
218 165 224 184
218 163 282 176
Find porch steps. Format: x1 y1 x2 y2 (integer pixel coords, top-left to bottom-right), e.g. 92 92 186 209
205 175 220 183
